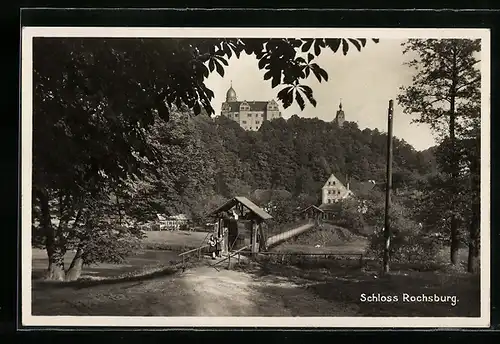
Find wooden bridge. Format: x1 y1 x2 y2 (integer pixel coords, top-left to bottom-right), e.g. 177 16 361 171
178 220 316 263
265 220 316 248
178 198 321 266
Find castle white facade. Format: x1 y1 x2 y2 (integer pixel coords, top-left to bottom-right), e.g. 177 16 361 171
220 83 282 131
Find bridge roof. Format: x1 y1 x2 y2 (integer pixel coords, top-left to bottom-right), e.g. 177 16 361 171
300 205 325 213
208 196 273 221
318 203 338 212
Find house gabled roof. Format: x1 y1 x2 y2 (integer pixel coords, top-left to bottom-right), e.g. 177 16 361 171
322 173 347 189
208 196 273 221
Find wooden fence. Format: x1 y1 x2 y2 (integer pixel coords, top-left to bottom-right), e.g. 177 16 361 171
178 244 210 266
255 251 365 269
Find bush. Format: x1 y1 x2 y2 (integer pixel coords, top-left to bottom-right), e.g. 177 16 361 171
331 199 366 234
367 219 443 265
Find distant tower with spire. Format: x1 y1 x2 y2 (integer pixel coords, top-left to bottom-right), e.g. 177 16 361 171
334 99 345 128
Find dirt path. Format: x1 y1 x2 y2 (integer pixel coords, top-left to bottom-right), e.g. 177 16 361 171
178 266 259 316
32 255 481 317
32 259 360 316
161 263 359 316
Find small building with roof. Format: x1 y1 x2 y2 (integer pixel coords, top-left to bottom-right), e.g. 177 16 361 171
298 204 325 222
156 213 191 231
208 196 273 254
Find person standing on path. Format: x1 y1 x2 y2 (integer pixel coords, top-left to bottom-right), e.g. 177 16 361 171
208 234 217 259
216 233 223 258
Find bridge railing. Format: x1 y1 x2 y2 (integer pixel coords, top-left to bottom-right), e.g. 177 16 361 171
265 219 315 248
266 218 313 236
210 244 251 270
257 251 365 269
178 243 210 266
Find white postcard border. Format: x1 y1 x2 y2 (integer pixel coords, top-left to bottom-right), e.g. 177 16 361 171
20 27 491 328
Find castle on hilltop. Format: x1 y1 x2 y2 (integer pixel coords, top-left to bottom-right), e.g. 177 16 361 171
220 82 346 130
220 82 282 131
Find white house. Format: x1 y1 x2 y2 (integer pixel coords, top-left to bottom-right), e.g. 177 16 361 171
321 173 354 205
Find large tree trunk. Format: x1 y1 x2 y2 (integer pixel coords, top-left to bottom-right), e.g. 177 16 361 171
467 209 480 273
116 192 122 225
450 216 460 265
47 249 66 281
449 55 460 266
66 248 84 281
467 138 480 273
36 188 66 281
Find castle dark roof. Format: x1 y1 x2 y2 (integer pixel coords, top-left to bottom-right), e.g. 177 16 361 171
224 101 271 112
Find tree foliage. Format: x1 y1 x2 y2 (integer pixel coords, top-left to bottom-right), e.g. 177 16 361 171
398 39 480 135
398 38 481 270
32 37 385 280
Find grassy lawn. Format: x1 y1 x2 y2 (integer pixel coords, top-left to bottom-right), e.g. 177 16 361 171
141 230 210 250
32 248 183 280
32 230 210 280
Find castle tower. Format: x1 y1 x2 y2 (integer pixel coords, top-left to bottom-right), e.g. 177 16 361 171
226 81 237 102
335 100 345 128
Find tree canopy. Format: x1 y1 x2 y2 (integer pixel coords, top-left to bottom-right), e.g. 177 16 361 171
32 37 380 280
398 38 481 271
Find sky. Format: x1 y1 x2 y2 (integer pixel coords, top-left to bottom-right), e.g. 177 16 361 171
205 39 437 151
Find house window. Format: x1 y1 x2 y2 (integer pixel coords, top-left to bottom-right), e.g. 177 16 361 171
250 127 253 130
256 121 260 124
328 199 331 204
242 120 247 124
248 114 252 117
234 113 239 117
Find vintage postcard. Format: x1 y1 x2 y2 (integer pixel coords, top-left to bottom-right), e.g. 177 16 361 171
21 27 490 328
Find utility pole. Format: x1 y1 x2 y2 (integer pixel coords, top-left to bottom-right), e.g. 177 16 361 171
383 99 394 274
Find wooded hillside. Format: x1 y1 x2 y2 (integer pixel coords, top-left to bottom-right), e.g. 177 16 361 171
136 111 437 221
